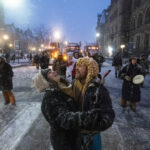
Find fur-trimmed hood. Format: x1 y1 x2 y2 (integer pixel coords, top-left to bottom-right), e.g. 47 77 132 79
32 71 50 92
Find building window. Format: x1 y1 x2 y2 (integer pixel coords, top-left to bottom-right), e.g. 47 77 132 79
136 36 140 49
137 14 143 28
136 0 141 7
145 7 150 24
144 33 149 49
134 0 141 9
131 18 136 30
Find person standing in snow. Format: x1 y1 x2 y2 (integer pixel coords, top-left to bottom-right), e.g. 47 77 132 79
53 55 67 77
72 52 79 80
54 57 115 150
119 56 144 112
66 53 75 83
112 52 122 78
33 66 114 150
0 56 16 105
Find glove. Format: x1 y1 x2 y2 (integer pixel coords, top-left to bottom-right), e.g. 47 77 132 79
124 75 131 81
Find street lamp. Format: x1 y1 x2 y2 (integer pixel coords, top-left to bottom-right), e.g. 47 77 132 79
96 33 100 38
41 44 44 48
2 0 23 8
9 43 13 48
108 46 113 57
54 30 61 53
3 34 9 40
54 31 61 40
64 41 68 46
120 44 125 57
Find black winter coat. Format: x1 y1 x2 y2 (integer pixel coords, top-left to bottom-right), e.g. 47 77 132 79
0 62 13 91
41 89 80 150
112 54 122 66
119 63 144 102
80 79 115 132
40 55 49 69
41 87 113 150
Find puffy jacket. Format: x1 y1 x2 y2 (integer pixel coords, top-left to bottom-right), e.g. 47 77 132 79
0 62 13 91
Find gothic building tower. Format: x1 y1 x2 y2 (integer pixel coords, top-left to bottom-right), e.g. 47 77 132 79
96 0 150 55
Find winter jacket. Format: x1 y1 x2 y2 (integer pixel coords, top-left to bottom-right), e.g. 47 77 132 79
58 77 115 132
40 55 49 69
33 55 40 63
53 59 67 76
41 88 106 150
56 78 115 150
112 54 122 66
119 63 144 102
0 62 13 91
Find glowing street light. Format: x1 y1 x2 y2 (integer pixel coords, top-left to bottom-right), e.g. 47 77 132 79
54 31 61 40
3 34 9 40
9 43 13 47
2 0 23 8
120 44 125 49
41 44 44 48
96 33 100 38
108 46 113 57
64 41 68 46
120 44 126 57
31 47 36 51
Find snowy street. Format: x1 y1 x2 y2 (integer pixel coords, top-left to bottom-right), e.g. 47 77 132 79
0 62 150 150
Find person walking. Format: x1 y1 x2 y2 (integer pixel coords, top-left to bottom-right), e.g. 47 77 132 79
119 56 144 112
0 56 16 105
40 52 49 69
33 53 40 69
112 52 122 78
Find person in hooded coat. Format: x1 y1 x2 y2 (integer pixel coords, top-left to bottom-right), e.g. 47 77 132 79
33 69 113 150
0 56 16 105
119 56 144 112
112 52 122 78
52 57 115 150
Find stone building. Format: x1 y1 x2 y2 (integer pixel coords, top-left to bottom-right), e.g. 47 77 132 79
96 0 150 56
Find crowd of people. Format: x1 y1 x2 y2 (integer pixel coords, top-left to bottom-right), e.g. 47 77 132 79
0 48 149 149
33 56 114 150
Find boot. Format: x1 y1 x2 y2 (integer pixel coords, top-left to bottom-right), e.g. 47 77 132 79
7 91 16 105
2 91 10 105
4 101 10 105
121 98 127 107
130 102 136 112
115 73 117 78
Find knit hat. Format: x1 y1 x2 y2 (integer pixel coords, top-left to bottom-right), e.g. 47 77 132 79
41 69 51 81
32 69 51 92
76 57 99 96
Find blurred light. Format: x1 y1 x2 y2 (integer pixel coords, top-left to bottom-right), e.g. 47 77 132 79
9 43 13 47
120 44 125 49
96 33 100 37
64 41 68 46
54 31 61 40
39 49 42 52
2 0 23 8
32 47 36 51
108 46 113 57
41 44 44 48
3 35 9 40
63 54 68 61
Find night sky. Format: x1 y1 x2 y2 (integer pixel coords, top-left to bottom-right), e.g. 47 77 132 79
4 0 110 43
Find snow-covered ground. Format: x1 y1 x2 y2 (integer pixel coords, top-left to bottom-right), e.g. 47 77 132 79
0 61 149 150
